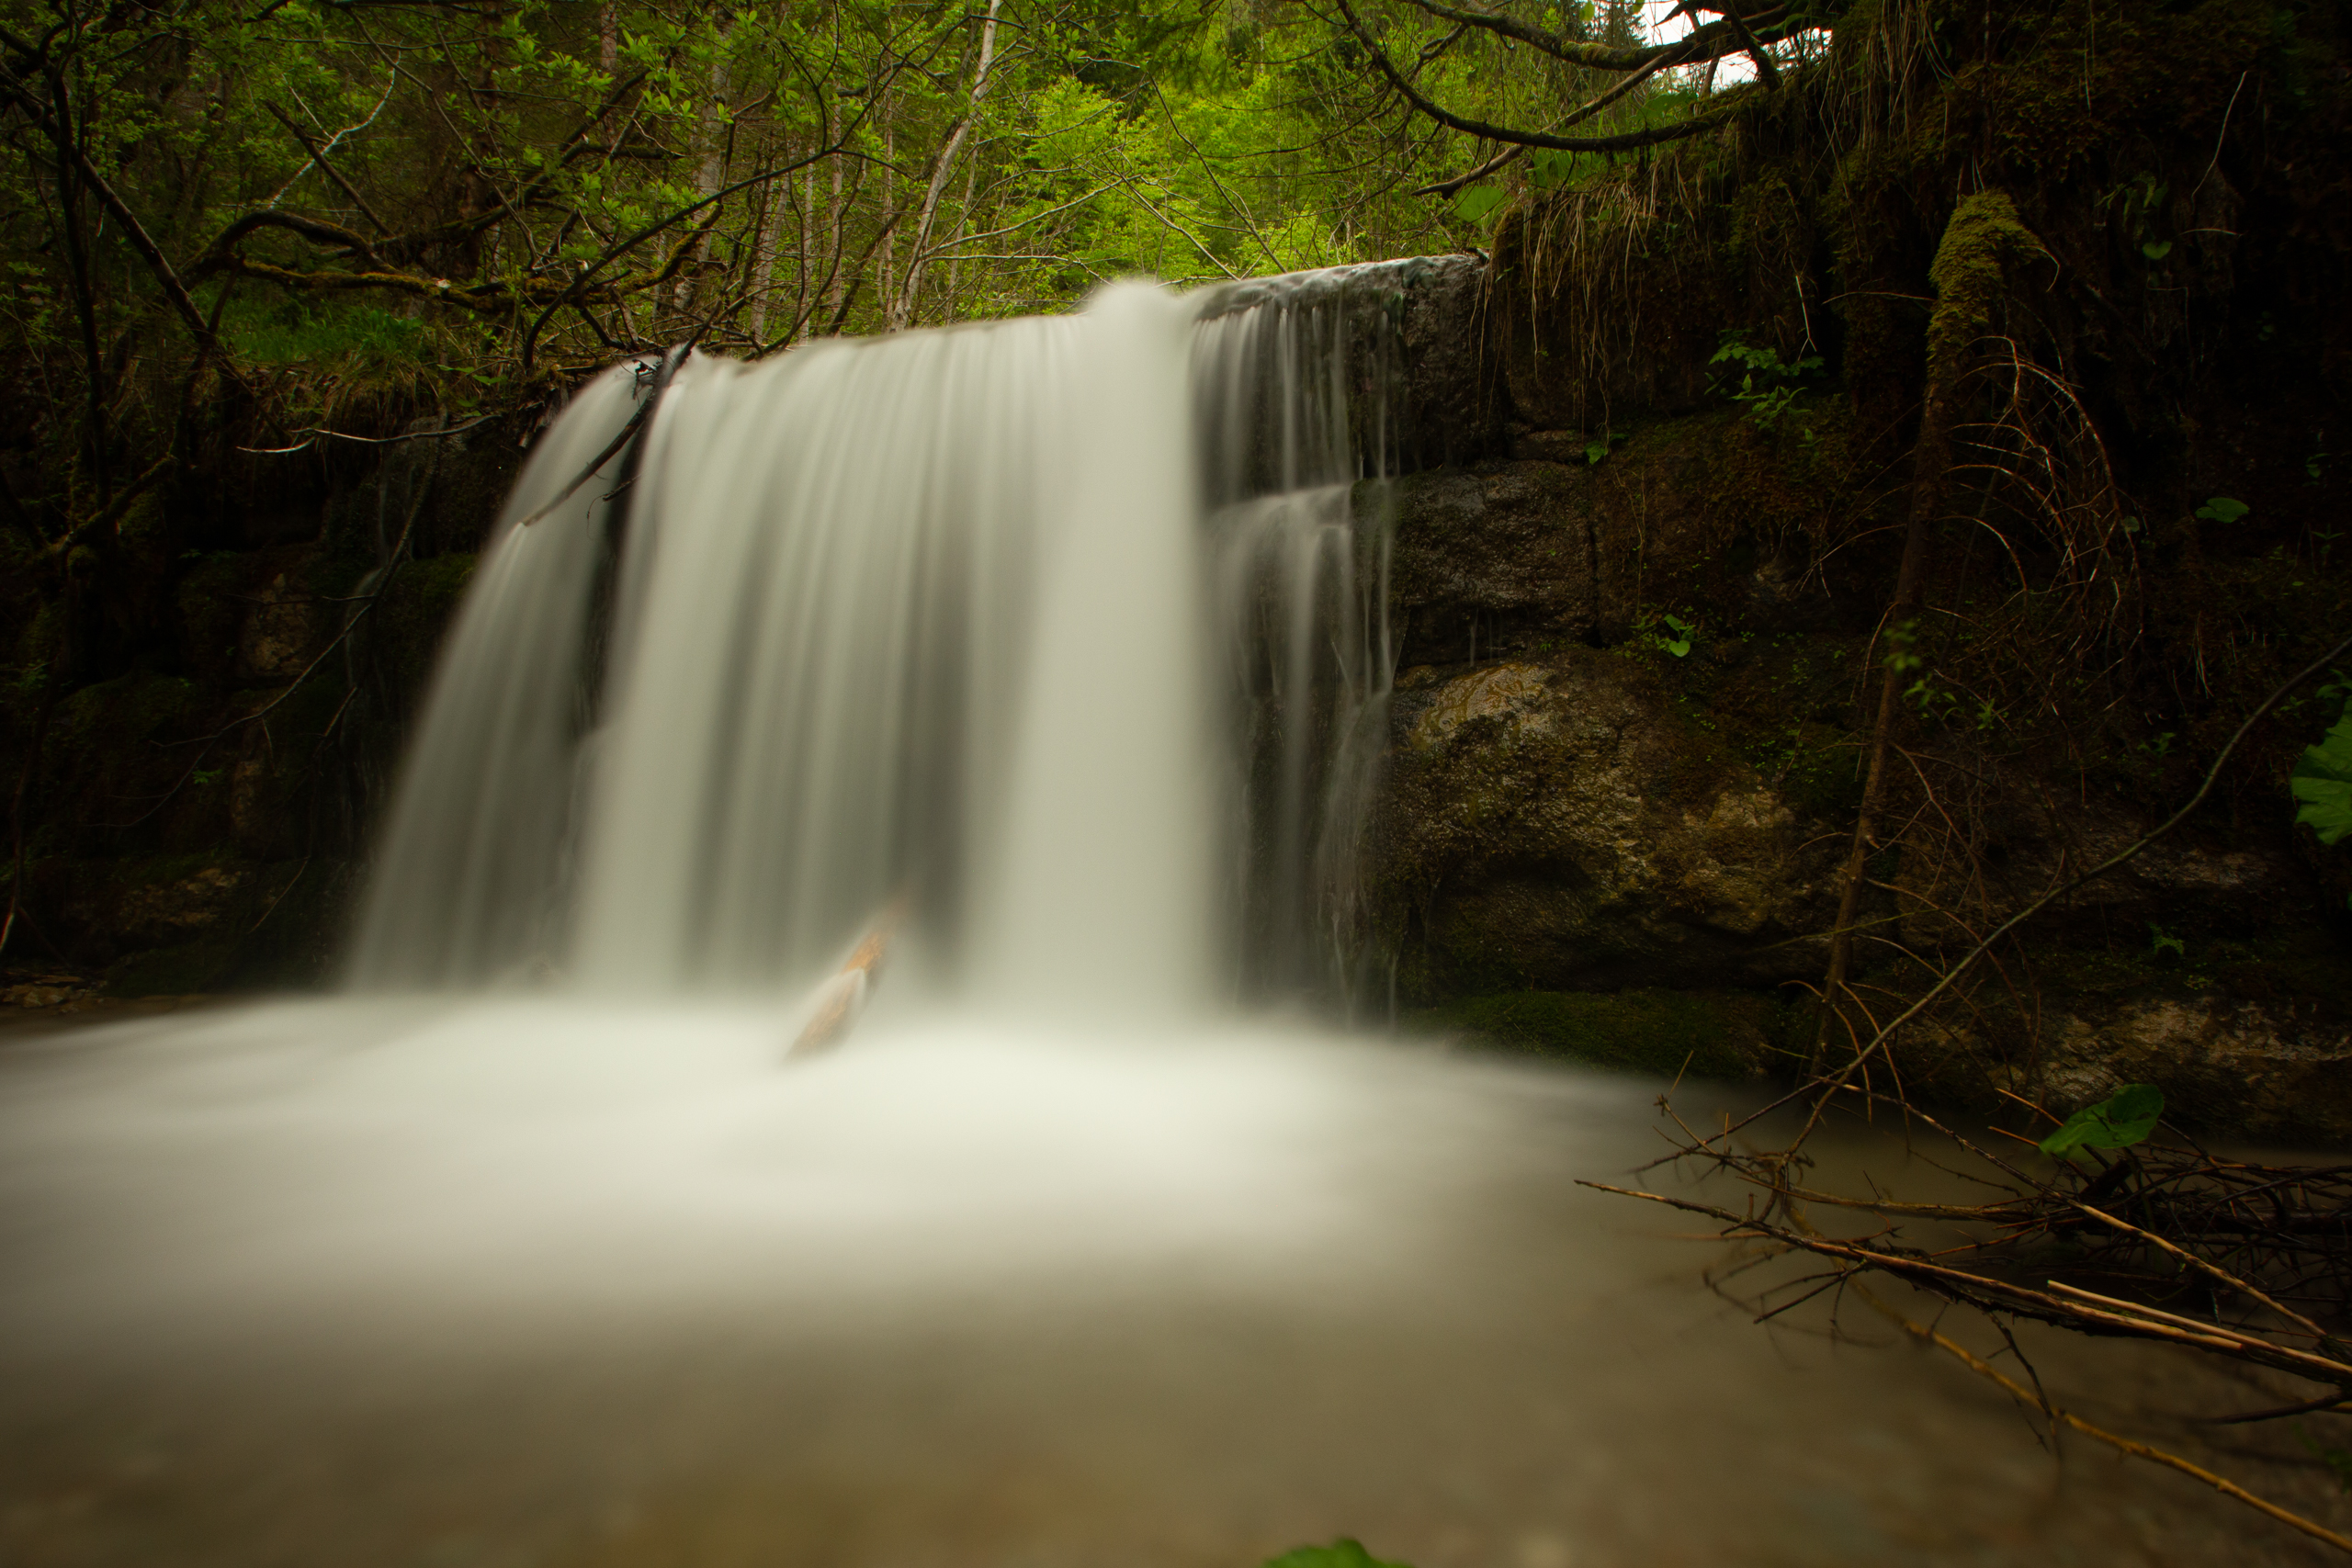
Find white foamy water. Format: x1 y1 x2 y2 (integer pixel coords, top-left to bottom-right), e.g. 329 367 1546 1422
0 1003 1561 1339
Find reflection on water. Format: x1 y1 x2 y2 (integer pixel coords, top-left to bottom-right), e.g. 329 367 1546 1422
2 1000 2339 1566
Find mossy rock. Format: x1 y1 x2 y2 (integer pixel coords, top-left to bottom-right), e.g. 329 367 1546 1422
1424 987 1788 1080
104 939 241 998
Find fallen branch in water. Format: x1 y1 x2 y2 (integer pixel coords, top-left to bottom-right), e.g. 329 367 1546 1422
1586 1158 2352 1554
1880 1293 2352 1555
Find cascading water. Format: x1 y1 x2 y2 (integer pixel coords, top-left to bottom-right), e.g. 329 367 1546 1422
1193 266 1412 1008
347 267 1430 1013
350 284 1210 1007
0 266 2255 1568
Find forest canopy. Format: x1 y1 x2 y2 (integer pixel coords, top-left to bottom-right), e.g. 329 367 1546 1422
0 0 1825 477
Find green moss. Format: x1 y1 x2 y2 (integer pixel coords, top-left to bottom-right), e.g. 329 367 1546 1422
1924 190 2044 385
1430 987 1782 1079
55 671 206 752
105 939 238 998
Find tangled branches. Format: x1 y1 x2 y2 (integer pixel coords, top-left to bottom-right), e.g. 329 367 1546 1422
1593 628 2352 1551
1597 1092 2352 1553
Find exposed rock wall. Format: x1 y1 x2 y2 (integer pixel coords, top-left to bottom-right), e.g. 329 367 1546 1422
1357 0 2352 1142
0 416 526 999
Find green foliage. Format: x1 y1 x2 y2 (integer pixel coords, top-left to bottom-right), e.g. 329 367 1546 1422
1528 149 1580 191
2290 709 2352 847
2148 922 2185 960
2109 171 2177 264
0 0 1503 473
2038 1084 2164 1157
226 300 431 368
1709 331 1824 429
1454 185 1509 224
1261 1543 1414 1568
1633 608 1698 658
2195 496 2253 524
1871 613 1984 731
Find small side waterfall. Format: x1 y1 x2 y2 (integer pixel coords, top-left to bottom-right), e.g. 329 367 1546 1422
347 265 1461 1010
1193 266 1410 1008
345 363 649 987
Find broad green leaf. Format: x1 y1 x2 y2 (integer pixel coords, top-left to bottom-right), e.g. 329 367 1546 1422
1453 184 1507 223
2141 239 2174 261
2291 711 2352 846
1261 1542 1414 1568
1664 639 1691 658
2039 1083 2164 1157
2194 496 2251 524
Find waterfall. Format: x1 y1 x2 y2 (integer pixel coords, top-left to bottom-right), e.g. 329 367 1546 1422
1193 266 1408 1008
348 265 1450 1010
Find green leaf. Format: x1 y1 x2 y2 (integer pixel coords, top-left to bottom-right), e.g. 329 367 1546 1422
2291 711 2352 846
1453 184 1507 223
1664 639 1691 658
2141 239 2174 261
1584 439 1610 465
2194 496 2251 524
2038 1083 2164 1157
1261 1542 1414 1568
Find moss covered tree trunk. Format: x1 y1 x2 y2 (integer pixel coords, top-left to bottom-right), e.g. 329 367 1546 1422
1813 191 2045 1068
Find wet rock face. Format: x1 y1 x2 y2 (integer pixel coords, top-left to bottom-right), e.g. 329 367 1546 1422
1380 653 2352 1136
1392 252 1504 471
6 414 520 997
1193 253 1504 480
1901 992 2352 1147
1380 436 1825 669
1376 653 1841 995
1366 432 2346 1139
110 865 251 947
2041 996 2352 1145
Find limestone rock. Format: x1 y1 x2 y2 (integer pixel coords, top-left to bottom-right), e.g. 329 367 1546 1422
112 865 251 947
1382 435 1822 668
236 572 321 681
1377 651 1840 994
1928 991 2352 1146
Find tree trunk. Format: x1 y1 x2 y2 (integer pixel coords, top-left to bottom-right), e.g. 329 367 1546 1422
888 0 1003 332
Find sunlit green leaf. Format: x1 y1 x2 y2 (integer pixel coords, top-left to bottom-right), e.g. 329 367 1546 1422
2291 712 2352 847
1261 1542 1415 1568
1453 184 1508 223
2039 1083 2164 1157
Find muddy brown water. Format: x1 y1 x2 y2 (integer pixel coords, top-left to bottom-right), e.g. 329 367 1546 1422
2 998 2343 1568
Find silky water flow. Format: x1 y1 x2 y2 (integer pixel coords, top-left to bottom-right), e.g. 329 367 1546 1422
0 276 2319 1568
